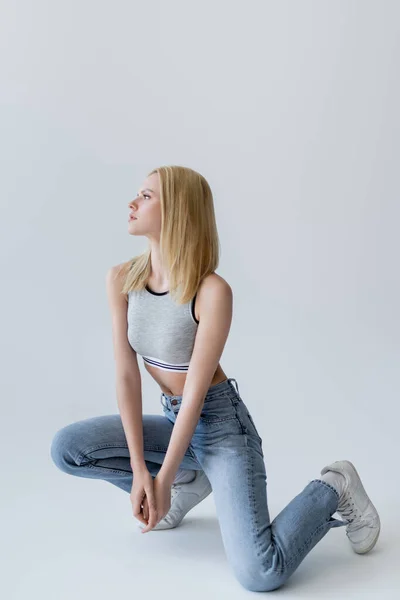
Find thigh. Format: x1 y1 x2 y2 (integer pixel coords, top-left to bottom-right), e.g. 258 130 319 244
169 385 272 588
50 412 201 474
191 420 272 583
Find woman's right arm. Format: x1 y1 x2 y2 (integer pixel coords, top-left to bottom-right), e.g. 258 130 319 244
105 264 146 473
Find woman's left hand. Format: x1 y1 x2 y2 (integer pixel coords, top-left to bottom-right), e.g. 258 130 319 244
140 475 172 533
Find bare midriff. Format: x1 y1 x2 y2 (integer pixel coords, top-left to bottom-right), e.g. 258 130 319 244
144 362 228 397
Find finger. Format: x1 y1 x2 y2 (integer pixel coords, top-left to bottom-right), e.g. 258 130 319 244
133 508 147 525
142 496 149 522
144 487 157 518
140 482 157 532
133 495 147 525
141 514 157 534
147 502 159 531
141 498 158 533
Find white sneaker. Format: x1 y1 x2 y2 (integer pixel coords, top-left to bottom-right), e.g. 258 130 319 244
138 470 212 531
320 460 381 554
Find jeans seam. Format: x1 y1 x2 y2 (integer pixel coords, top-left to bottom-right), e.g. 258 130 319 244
245 411 262 443
248 437 264 559
226 394 247 434
164 405 238 425
310 478 340 501
199 415 239 424
224 390 240 405
284 521 329 570
77 442 186 465
76 443 129 465
85 463 132 475
283 480 340 571
226 393 261 442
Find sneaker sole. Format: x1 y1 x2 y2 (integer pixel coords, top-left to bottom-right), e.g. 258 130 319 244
356 522 380 554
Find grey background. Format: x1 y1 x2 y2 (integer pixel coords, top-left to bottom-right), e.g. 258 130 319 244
1 0 399 598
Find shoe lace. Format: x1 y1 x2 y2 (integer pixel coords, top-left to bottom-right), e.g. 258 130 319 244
338 494 358 521
171 483 181 502
338 494 374 533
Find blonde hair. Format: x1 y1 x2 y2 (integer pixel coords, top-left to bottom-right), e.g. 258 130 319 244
119 165 220 305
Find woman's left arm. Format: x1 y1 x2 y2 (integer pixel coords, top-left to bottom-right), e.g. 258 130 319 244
157 276 233 486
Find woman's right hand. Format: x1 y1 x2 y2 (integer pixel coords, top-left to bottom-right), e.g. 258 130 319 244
130 467 157 528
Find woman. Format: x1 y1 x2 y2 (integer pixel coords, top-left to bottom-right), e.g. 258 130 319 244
50 165 380 592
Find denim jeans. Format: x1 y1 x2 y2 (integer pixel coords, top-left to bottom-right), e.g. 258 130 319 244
50 377 347 592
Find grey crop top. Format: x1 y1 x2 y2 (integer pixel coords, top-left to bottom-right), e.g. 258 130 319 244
127 284 199 372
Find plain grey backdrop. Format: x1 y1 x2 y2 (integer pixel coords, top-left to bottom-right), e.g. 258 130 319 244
1 0 399 598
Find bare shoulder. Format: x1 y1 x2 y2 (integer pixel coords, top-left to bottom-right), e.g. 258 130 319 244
105 261 130 303
196 273 233 319
198 272 232 295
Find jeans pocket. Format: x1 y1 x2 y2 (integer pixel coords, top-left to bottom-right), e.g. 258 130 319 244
198 393 238 424
246 410 262 442
235 402 262 443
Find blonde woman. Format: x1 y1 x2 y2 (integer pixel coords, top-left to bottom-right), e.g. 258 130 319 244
50 166 380 592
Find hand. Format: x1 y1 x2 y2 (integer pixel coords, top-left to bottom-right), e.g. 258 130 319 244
140 475 172 533
130 468 157 528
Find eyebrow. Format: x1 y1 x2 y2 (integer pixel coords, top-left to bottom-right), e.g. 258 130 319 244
137 188 154 194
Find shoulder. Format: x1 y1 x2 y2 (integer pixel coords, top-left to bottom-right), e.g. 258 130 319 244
198 272 232 295
106 261 128 286
106 261 130 303
196 273 232 317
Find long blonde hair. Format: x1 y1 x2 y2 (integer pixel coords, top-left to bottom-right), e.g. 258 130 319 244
119 165 220 305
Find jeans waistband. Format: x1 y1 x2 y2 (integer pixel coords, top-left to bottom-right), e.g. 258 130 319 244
160 377 240 408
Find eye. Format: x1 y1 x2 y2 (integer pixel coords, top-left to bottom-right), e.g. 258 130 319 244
143 194 150 199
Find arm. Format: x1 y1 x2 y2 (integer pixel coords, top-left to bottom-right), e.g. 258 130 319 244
106 264 146 472
157 276 233 486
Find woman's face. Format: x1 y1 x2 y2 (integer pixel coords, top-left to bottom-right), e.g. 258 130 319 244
128 173 161 238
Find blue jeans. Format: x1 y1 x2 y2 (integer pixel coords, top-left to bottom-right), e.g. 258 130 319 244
50 377 347 592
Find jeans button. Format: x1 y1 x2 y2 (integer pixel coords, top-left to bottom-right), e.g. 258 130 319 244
172 399 178 405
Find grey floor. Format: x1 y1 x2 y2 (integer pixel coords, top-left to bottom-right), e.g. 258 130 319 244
5 457 398 599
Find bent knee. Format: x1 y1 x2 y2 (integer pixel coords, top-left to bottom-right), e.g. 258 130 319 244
236 568 288 593
50 423 81 473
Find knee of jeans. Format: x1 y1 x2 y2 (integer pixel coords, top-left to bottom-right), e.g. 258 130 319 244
235 567 288 593
50 424 80 474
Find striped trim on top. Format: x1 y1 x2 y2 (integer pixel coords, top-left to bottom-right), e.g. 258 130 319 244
143 355 191 372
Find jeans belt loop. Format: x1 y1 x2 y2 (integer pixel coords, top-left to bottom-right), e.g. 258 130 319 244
160 393 168 408
228 377 240 395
